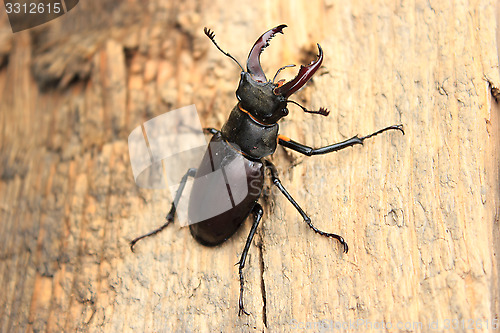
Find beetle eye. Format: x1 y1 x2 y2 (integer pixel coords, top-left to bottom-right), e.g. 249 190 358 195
281 108 289 116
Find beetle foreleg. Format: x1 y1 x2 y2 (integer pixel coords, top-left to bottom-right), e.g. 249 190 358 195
264 160 348 253
130 168 197 252
236 203 264 316
278 124 404 156
203 127 220 135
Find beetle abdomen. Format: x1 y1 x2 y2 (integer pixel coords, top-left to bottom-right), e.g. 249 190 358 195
188 133 264 246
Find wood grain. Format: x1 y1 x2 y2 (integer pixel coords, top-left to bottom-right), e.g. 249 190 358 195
0 0 499 331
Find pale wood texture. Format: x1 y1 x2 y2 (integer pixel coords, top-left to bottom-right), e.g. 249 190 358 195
1 0 499 332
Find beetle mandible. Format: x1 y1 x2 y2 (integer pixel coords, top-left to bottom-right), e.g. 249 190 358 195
130 25 404 316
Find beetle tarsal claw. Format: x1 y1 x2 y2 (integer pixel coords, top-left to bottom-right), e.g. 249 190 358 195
338 237 349 253
238 298 250 316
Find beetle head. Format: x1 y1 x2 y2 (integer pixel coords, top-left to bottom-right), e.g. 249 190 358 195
236 25 323 124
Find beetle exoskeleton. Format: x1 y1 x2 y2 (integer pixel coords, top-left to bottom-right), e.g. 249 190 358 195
130 25 404 316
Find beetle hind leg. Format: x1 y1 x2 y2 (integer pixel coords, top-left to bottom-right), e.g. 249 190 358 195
303 217 349 253
236 203 264 316
130 168 197 252
264 160 348 253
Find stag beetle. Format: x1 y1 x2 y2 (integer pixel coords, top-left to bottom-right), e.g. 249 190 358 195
130 25 404 315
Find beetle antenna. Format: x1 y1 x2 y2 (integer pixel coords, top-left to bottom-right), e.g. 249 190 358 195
272 64 296 84
287 100 330 116
204 27 245 71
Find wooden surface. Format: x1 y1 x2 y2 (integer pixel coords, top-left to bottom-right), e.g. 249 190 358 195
1 0 499 332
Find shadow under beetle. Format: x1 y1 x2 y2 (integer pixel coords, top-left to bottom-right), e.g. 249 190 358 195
130 25 404 316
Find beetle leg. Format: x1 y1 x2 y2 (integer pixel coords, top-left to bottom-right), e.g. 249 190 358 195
203 127 220 135
264 160 348 253
236 203 264 316
129 168 197 252
278 124 404 156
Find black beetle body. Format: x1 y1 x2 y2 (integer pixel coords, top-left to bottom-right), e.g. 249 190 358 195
188 132 264 246
131 25 404 316
220 101 279 160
